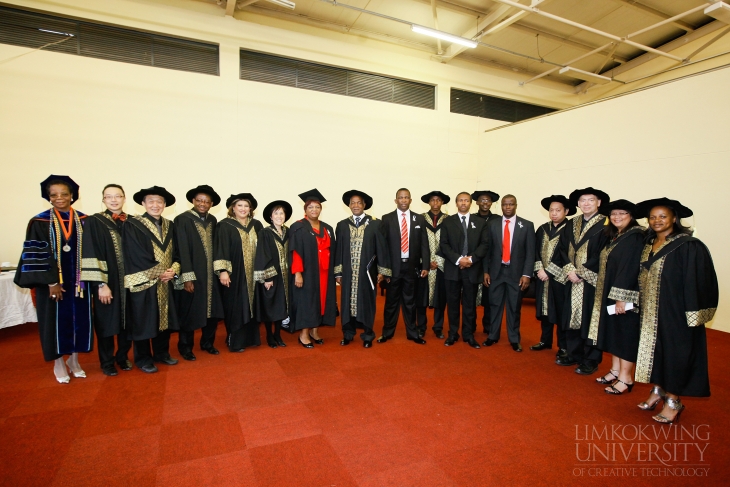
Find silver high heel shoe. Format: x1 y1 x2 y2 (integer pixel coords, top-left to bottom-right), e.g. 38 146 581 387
637 385 665 411
66 358 86 378
653 397 685 424
54 358 70 384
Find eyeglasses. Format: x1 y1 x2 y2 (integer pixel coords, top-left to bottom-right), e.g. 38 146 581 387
103 195 124 200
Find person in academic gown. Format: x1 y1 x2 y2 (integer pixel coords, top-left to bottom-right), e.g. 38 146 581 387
471 190 501 334
531 195 574 357
80 184 132 376
214 193 263 352
254 200 293 349
15 175 92 383
634 198 718 424
586 200 645 395
556 187 610 376
289 189 337 348
174 185 225 360
123 186 180 373
415 191 449 339
439 192 489 348
334 190 391 348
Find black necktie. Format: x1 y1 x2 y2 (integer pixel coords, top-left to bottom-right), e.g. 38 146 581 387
461 216 468 255
154 219 163 237
355 216 361 227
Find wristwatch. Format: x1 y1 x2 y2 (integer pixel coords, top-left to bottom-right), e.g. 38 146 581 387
98 283 106 288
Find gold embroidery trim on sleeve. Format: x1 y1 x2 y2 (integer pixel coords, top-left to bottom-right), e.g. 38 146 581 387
686 308 716 327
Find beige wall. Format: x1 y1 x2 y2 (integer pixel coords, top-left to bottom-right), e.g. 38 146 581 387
479 66 730 332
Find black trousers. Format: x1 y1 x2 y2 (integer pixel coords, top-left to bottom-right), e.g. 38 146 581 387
445 272 478 341
488 279 523 344
540 318 567 349
178 317 219 353
480 284 491 332
96 330 131 369
229 320 259 350
382 262 418 340
133 330 171 367
565 328 602 367
343 316 374 342
416 304 445 335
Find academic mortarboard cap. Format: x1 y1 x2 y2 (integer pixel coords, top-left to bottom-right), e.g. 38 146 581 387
186 185 221 206
298 188 326 204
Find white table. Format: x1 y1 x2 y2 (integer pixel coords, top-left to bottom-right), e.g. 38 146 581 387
0 271 37 329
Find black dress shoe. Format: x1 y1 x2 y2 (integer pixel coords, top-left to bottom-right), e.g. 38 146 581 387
363 340 372 348
229 347 245 353
181 351 196 361
117 360 133 371
556 356 578 366
511 342 522 352
203 346 220 355
466 338 481 349
340 338 352 346
140 364 158 374
275 336 286 347
575 364 599 375
266 337 278 349
299 337 314 349
309 334 324 345
412 338 426 345
444 336 456 346
434 330 444 339
153 356 178 366
556 348 568 358
102 366 118 376
376 336 391 343
530 342 550 351
482 339 498 347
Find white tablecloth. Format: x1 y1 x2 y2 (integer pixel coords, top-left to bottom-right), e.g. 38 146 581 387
0 272 37 329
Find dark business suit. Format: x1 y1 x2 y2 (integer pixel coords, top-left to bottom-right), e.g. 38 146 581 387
484 216 535 344
380 210 430 340
439 214 489 341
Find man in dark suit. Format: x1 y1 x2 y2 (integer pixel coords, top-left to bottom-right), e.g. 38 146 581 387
439 192 489 348
378 188 430 344
471 190 501 334
483 195 535 351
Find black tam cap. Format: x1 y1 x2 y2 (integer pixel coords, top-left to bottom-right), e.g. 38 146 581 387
471 190 499 202
40 175 79 202
635 197 693 219
298 188 326 204
342 189 373 210
600 199 637 216
262 200 293 223
421 191 450 204
569 187 610 206
133 186 176 206
186 185 221 207
540 195 576 216
226 193 258 210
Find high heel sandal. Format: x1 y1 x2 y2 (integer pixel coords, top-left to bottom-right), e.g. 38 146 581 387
309 334 324 345
595 369 618 384
605 379 634 395
66 358 86 378
298 337 314 349
653 397 684 424
637 385 665 410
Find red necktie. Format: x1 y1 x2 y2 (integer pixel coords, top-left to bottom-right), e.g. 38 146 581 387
400 213 409 254
502 219 511 263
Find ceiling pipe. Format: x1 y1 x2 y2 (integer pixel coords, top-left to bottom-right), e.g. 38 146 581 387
520 42 615 85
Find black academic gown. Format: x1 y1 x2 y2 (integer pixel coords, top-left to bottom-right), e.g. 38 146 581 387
534 220 569 325
214 217 263 347
636 235 718 397
560 213 610 338
333 215 390 328
123 213 181 341
174 210 224 331
473 212 501 309
588 227 644 362
417 211 446 309
15 209 92 361
254 225 291 323
288 219 337 331
81 210 126 338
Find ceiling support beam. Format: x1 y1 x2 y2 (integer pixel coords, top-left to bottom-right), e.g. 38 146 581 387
225 0 237 16
626 3 709 38
490 0 686 61
430 0 443 55
509 23 629 63
610 0 695 32
437 4 512 61
520 42 615 85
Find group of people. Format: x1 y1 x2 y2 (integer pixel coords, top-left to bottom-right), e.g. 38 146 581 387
14 176 718 425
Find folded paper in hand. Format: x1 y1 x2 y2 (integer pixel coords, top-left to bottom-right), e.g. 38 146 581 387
607 303 634 315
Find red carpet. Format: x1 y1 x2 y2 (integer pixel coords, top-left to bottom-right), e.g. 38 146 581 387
0 294 727 486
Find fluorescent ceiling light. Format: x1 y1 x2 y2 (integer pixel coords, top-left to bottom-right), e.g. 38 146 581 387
559 66 612 84
411 24 477 48
266 0 295 9
705 2 730 24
